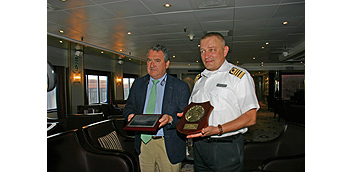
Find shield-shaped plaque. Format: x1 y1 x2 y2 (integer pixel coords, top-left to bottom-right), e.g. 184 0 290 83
177 101 214 135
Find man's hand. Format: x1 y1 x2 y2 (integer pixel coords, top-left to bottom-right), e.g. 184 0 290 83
127 114 135 122
186 108 257 138
159 114 173 127
186 126 219 138
177 112 183 117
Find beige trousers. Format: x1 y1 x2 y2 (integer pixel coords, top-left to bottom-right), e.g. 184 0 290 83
139 137 181 172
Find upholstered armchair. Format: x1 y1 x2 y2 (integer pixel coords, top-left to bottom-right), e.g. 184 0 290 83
81 119 139 171
47 129 138 172
101 103 123 118
244 123 305 172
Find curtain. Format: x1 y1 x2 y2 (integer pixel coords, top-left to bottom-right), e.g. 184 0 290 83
55 66 67 119
107 72 114 104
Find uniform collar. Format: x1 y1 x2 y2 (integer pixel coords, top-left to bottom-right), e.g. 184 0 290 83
201 60 229 77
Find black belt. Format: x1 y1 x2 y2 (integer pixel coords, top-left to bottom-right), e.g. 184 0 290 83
152 136 163 139
200 134 242 143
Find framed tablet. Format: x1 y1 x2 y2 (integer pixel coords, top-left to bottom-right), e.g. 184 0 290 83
123 114 162 132
177 101 214 135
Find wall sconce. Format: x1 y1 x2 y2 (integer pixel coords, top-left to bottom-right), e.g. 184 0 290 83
73 73 81 83
116 77 122 85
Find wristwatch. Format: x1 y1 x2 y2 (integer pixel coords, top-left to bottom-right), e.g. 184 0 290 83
218 124 223 136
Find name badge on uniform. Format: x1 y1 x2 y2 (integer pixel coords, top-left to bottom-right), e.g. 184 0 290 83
216 83 227 87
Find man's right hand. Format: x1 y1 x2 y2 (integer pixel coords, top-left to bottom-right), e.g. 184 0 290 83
128 114 135 122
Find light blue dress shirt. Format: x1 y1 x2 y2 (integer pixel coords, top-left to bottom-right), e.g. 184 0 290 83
143 73 167 136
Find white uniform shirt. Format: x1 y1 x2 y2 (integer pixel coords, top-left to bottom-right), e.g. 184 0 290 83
190 60 260 138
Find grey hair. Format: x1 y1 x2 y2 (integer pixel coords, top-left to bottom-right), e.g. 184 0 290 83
146 44 170 62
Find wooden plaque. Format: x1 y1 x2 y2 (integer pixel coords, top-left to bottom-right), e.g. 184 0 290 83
123 114 162 132
177 101 214 135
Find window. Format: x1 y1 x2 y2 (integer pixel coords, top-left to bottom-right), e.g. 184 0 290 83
123 73 138 100
47 87 57 110
86 75 108 104
123 78 135 100
47 63 57 112
281 74 305 100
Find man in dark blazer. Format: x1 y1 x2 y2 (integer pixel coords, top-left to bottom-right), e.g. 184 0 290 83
123 44 190 172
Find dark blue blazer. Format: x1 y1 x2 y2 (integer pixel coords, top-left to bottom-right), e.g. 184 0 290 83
123 74 190 164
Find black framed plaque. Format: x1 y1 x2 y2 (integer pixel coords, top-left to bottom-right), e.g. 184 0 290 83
177 101 214 135
123 114 162 132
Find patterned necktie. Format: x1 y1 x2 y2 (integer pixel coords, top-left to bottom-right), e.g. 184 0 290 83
141 79 159 144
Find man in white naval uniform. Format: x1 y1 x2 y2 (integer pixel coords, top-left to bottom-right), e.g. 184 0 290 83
183 32 260 172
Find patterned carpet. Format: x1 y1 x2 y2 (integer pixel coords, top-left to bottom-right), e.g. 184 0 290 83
243 108 285 142
181 105 285 172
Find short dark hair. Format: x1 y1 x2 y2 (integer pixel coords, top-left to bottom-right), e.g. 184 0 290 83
201 32 226 47
146 44 170 62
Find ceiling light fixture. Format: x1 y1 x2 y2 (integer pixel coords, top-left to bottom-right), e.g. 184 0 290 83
188 34 195 41
127 32 131 35
253 57 256 60
59 30 64 33
282 21 288 25
164 3 171 8
262 46 265 49
101 51 104 54
282 51 289 57
266 42 269 45
59 40 63 44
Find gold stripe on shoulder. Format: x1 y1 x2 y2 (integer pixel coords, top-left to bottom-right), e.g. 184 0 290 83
194 73 201 83
229 67 245 79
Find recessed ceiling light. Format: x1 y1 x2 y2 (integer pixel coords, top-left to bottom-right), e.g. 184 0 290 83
101 51 104 54
129 58 131 61
164 3 171 8
197 45 200 47
253 57 256 60
120 49 123 52
173 55 176 58
266 42 269 45
282 21 288 25
127 32 131 35
196 60 199 63
59 30 64 33
59 40 63 44
262 46 265 49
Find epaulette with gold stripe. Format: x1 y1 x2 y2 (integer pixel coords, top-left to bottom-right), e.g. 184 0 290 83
194 73 201 83
229 67 245 79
